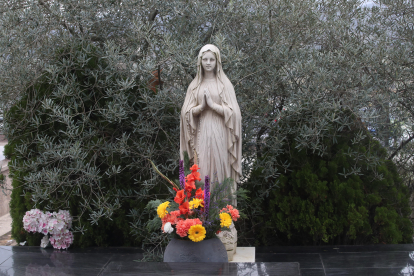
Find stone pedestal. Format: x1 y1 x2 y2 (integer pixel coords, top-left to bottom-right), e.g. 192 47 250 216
217 222 237 261
230 247 255 262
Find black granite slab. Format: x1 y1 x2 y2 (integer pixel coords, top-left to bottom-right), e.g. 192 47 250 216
0 246 301 276
101 262 300 276
321 251 414 269
300 269 326 276
256 253 323 269
325 267 412 276
2 244 414 275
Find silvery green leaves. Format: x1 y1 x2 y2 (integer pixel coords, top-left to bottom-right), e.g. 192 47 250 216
2 0 414 246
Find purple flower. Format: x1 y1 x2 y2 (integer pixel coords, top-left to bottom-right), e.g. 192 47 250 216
179 160 185 189
204 175 210 218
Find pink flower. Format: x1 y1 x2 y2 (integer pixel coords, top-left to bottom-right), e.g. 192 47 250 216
175 218 202 237
229 209 240 221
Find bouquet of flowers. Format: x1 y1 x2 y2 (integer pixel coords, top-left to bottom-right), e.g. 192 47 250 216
152 160 240 242
23 209 74 249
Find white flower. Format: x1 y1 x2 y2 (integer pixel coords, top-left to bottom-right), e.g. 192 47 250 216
22 208 74 249
40 235 50 248
164 222 174 234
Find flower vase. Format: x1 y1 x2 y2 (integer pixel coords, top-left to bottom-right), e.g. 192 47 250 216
163 238 228 262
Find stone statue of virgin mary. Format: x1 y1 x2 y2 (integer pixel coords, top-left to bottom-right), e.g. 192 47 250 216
180 44 242 196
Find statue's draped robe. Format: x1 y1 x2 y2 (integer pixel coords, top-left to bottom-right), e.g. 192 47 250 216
180 45 242 195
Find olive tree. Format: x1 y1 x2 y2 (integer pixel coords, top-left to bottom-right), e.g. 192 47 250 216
1 0 412 246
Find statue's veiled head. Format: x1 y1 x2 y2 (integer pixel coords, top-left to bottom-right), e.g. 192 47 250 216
190 44 228 91
197 44 222 78
201 51 217 76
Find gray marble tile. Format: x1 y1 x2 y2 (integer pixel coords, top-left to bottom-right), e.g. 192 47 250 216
0 248 12 266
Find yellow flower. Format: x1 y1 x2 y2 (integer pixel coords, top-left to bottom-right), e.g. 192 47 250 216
219 212 232 228
189 198 204 209
157 201 170 219
188 225 206 242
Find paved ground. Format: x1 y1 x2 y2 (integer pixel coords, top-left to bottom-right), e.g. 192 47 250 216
0 232 16 246
0 214 15 247
1 244 414 275
0 213 12 238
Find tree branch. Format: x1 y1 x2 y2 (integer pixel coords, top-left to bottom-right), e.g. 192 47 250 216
148 9 159 22
388 134 414 160
38 0 78 38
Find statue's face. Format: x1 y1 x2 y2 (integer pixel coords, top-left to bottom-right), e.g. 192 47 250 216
201 51 216 74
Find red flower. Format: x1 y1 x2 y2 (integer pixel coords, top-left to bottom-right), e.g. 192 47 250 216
186 173 195 182
174 190 185 204
192 171 201 181
190 164 200 172
195 188 204 200
179 201 189 215
185 175 196 193
185 181 195 193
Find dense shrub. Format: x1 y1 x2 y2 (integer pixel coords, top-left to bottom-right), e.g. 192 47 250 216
242 110 413 246
5 42 179 247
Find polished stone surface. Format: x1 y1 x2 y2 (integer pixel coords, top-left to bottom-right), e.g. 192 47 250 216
0 246 299 275
1 244 414 275
255 244 414 275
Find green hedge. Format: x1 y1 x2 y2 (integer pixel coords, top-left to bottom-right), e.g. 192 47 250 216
243 114 413 246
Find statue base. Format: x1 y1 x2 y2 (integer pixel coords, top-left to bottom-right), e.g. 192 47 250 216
230 247 256 262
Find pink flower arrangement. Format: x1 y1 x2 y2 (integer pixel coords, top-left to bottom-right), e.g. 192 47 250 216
23 209 73 249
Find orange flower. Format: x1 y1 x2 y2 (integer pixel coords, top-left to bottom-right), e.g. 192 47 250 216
189 164 201 181
192 171 201 181
195 188 204 199
174 190 186 204
185 175 196 193
179 201 189 215
186 173 195 182
190 164 200 172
